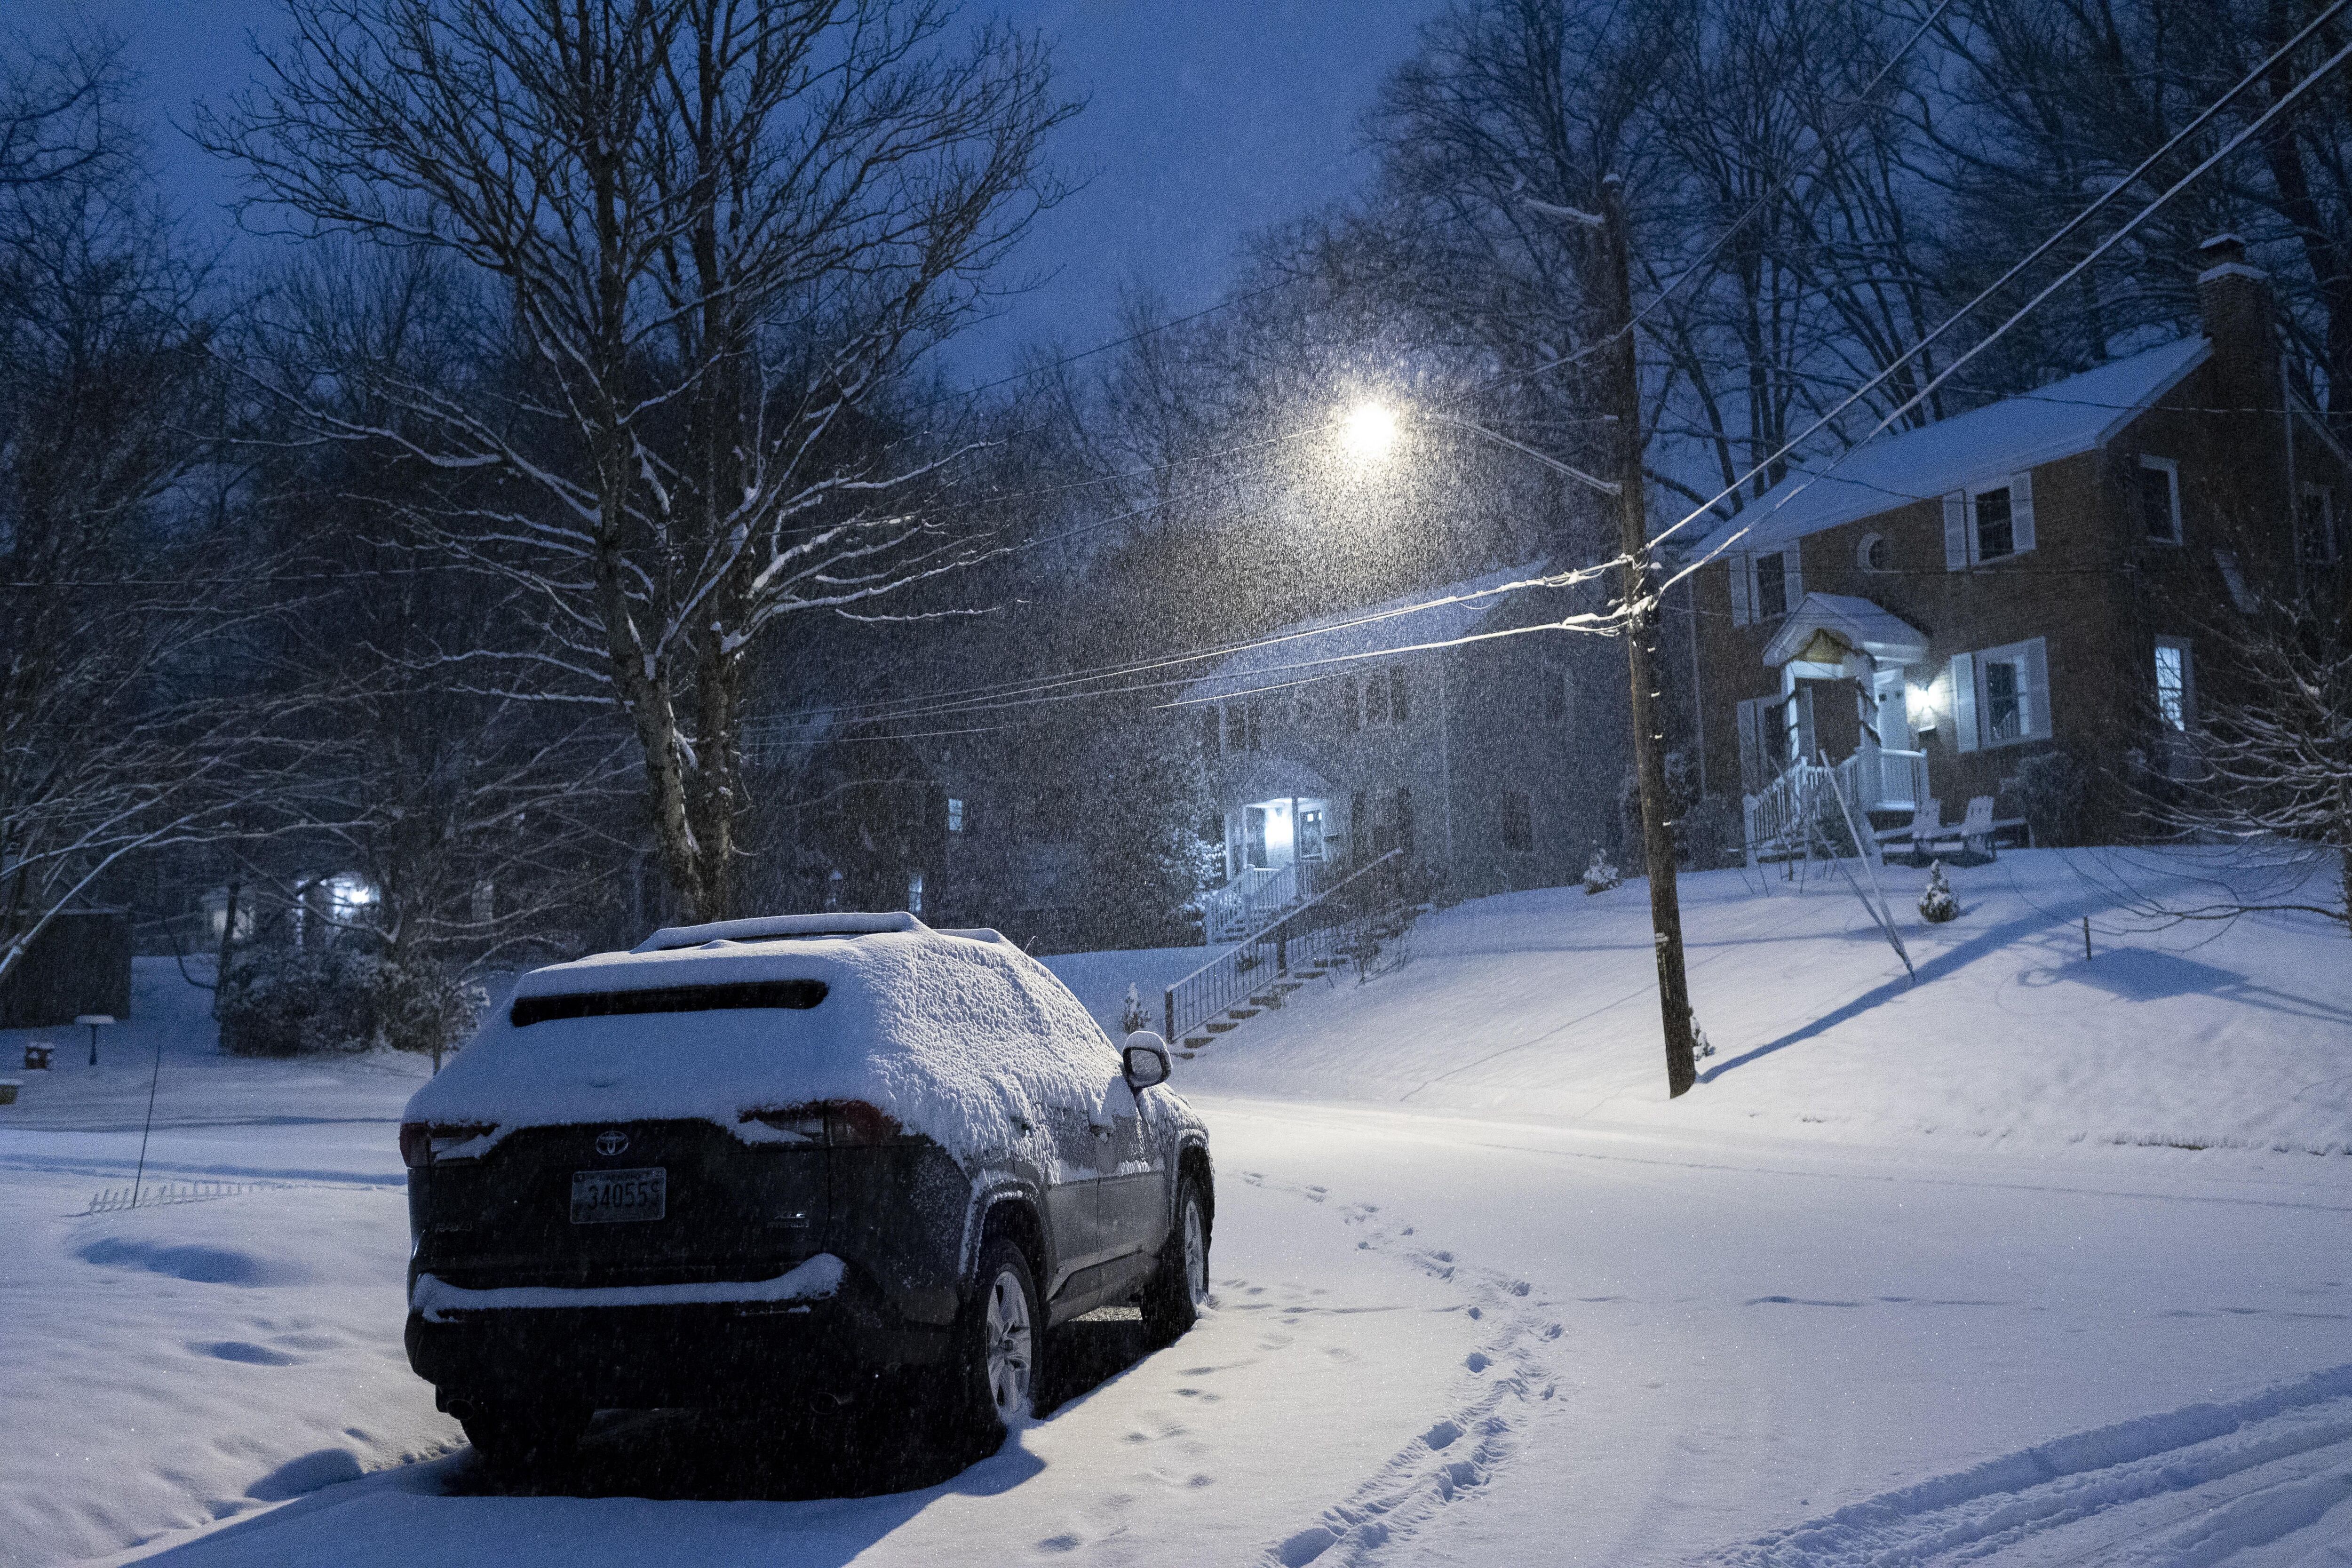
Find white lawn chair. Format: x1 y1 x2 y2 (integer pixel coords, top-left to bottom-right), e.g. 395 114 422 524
1875 797 1940 862
1922 795 1996 861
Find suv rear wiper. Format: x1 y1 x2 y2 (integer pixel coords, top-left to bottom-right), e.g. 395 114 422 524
510 979 828 1027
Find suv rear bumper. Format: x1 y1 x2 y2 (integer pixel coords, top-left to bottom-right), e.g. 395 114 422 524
406 1266 953 1409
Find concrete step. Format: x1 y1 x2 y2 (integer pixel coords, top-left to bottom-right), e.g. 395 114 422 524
1226 1006 1263 1020
1203 1019 1241 1034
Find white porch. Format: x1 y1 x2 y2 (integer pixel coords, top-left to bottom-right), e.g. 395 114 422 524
1743 594 1935 860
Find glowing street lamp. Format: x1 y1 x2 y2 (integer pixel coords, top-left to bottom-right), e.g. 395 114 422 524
1339 401 1399 462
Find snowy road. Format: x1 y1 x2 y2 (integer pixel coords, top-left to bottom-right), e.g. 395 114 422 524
10 1090 2349 1566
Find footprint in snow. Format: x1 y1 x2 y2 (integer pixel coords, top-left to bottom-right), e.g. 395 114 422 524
1465 1352 1491 1373
195 1341 301 1367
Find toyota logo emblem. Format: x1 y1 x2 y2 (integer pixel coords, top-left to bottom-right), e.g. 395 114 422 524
594 1130 629 1158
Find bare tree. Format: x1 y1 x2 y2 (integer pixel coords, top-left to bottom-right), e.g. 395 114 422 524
207 0 1076 922
2126 584 2352 937
0 37 307 987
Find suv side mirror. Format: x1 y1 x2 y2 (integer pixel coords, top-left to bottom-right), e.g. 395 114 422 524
1122 1032 1171 1090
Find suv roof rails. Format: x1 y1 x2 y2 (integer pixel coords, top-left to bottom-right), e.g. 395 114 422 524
631 911 926 954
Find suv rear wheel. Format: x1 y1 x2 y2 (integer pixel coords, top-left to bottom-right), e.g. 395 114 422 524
945 1234 1043 1449
456 1397 588 1481
1141 1175 1210 1345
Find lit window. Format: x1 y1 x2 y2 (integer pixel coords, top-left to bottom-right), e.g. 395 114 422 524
947 797 964 833
906 871 924 915
2154 639 2192 732
2138 457 2181 543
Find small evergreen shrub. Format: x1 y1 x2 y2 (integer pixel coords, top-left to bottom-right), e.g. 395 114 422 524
1120 983 1150 1037
1919 861 1958 923
1583 849 1623 894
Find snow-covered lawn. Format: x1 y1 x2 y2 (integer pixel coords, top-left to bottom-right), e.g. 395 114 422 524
2 849 2347 1565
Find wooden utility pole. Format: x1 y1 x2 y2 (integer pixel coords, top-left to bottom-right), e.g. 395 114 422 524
1598 175 1700 1097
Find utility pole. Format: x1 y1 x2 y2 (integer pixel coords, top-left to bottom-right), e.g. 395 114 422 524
1598 174 1700 1098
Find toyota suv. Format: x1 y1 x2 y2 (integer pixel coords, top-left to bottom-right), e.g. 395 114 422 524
399 913 1213 1474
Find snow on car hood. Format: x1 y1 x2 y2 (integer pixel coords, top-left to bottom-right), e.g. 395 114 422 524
404 926 1124 1168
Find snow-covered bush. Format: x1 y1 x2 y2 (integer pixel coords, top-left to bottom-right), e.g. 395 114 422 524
2003 748 2090 847
1583 849 1622 894
218 940 484 1060
1120 983 1149 1036
217 943 381 1057
1919 861 1958 923
1678 795 1746 870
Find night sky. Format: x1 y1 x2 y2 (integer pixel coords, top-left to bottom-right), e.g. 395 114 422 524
70 0 1441 382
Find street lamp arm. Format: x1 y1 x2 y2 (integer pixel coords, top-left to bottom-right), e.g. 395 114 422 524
1420 411 1622 497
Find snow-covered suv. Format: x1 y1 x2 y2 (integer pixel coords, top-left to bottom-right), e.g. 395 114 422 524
399 913 1213 1474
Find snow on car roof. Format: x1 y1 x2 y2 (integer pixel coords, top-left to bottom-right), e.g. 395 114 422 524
406 918 1121 1167
1691 335 2210 557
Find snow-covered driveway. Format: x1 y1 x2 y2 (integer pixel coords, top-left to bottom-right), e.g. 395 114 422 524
7 1091 2345 1566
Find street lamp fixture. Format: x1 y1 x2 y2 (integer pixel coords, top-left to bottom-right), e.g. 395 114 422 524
1339 401 1399 462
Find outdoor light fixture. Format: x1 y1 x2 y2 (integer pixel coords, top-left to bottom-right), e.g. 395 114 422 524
1339 401 1398 462
77 1013 115 1067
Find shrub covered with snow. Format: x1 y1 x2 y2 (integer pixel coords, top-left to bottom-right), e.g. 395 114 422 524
1919 861 1958 923
217 943 381 1057
1583 849 1623 894
217 940 484 1060
2004 748 2092 846
1120 982 1150 1035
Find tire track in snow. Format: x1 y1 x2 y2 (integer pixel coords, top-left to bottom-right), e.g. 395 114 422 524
1697 1364 2352 1567
1237 1171 1561 1568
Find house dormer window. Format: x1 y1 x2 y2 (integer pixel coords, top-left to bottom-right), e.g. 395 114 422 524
2138 456 2182 543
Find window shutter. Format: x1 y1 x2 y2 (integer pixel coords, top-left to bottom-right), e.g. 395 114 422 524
1943 493 1968 570
1390 665 1410 724
1793 686 1817 764
1781 545 1804 610
1950 653 1979 752
2021 637 2050 740
2178 641 2196 730
2011 470 2036 554
1728 552 1752 626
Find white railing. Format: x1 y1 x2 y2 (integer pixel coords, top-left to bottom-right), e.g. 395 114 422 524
1201 864 1295 942
1744 745 1931 862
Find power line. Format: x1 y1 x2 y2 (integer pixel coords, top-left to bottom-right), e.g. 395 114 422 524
1653 0 2352 583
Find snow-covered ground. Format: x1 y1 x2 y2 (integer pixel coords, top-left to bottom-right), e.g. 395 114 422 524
2 849 2347 1566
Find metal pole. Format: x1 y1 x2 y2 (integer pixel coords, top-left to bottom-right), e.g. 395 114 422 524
131 1029 164 1208
1600 175 1700 1098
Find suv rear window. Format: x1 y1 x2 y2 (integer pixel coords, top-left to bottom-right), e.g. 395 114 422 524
509 979 828 1027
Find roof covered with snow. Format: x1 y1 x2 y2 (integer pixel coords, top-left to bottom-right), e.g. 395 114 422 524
1180 564 1549 705
1692 336 2211 557
404 920 1125 1168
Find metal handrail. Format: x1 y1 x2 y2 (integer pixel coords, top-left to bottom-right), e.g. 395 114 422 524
1164 850 1405 1045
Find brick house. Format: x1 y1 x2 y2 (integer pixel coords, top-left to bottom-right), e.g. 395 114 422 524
1182 565 1624 938
1688 237 2350 854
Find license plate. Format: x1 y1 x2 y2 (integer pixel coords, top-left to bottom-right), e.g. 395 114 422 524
570 1166 666 1224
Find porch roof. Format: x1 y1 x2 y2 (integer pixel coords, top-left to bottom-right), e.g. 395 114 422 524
1762 593 1930 668
1220 756 1337 805
1691 334 2210 557
1179 563 1544 705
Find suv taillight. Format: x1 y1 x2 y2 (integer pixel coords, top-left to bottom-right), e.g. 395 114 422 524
740 1100 900 1146
399 1122 496 1168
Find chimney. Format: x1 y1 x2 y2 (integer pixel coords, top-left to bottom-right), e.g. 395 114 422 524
2195 233 2277 410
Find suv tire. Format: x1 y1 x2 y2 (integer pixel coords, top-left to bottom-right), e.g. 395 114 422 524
1141 1175 1210 1346
457 1397 587 1482
946 1234 1044 1449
